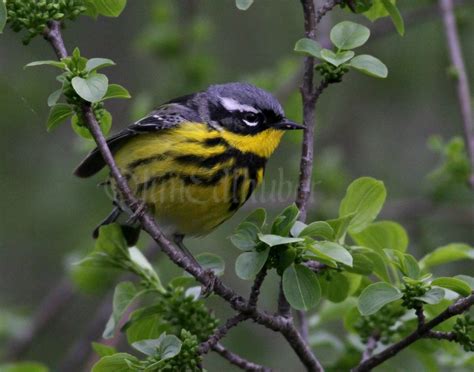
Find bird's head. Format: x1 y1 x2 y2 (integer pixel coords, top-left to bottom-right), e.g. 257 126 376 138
202 82 303 134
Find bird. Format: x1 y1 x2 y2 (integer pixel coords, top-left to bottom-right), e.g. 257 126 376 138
74 82 303 252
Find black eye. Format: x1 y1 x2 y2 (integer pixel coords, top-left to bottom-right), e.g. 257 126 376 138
242 112 260 127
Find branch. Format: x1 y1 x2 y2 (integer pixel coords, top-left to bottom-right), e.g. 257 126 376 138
212 343 272 372
360 334 380 363
198 313 248 355
352 291 474 371
439 0 474 188
315 0 342 25
249 267 268 308
42 20 323 372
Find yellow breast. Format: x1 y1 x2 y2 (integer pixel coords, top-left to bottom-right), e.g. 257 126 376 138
113 122 283 235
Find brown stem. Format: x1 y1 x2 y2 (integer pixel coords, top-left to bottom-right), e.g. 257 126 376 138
439 0 474 188
198 313 248 355
352 292 474 371
212 343 272 372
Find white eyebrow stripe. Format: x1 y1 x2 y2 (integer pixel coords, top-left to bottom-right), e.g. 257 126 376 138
220 97 258 113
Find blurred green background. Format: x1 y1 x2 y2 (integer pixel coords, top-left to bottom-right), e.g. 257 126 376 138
0 0 473 371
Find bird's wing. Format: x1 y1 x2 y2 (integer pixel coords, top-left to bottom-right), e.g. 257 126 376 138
74 96 201 178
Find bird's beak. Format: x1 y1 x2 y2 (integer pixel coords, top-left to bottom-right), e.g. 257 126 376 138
274 119 305 130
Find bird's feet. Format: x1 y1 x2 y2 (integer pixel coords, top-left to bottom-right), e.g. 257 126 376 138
126 200 147 224
201 269 217 297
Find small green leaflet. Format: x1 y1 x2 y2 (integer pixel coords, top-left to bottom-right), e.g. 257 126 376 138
294 38 322 59
320 49 355 67
94 0 127 17
349 55 388 78
102 84 131 100
86 58 116 72
358 282 402 315
381 0 405 36
92 353 139 372
419 243 474 269
339 177 387 233
72 74 109 103
235 248 269 280
258 234 304 247
195 253 225 276
330 21 370 50
47 104 73 132
432 277 472 297
283 264 321 310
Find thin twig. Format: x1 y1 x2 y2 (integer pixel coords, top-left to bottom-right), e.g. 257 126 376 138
249 268 268 308
42 21 323 372
198 313 248 355
277 280 292 318
415 305 426 328
352 291 474 371
439 0 474 188
425 330 458 341
315 0 342 25
361 334 380 363
212 343 272 372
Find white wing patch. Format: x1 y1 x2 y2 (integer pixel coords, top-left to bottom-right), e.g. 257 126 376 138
220 97 258 113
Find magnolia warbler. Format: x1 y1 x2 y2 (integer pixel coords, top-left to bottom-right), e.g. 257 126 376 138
75 82 302 247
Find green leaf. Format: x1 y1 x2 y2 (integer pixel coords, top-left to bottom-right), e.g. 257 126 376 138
282 264 321 311
344 252 374 275
71 114 92 139
235 248 269 280
364 249 391 282
290 221 307 237
196 253 225 276
351 221 409 253
94 0 127 17
330 21 370 50
99 109 113 136
349 55 388 78
320 49 355 67
72 74 109 103
339 177 387 233
102 84 131 100
128 247 165 292
86 58 116 72
257 234 304 247
132 333 182 359
230 222 259 251
358 282 402 315
156 334 182 360
46 104 73 132
236 0 254 11
381 0 404 36
47 89 63 107
92 353 139 372
0 362 49 372
242 208 266 228
25 60 67 69
455 275 474 290
431 277 472 297
326 213 356 242
363 0 393 21
103 282 144 339
320 272 350 303
294 38 322 58
311 242 353 267
126 306 169 344
92 342 118 357
414 287 445 305
402 254 420 279
419 243 474 269
299 221 334 240
271 204 300 236
0 0 6 34
95 224 129 260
